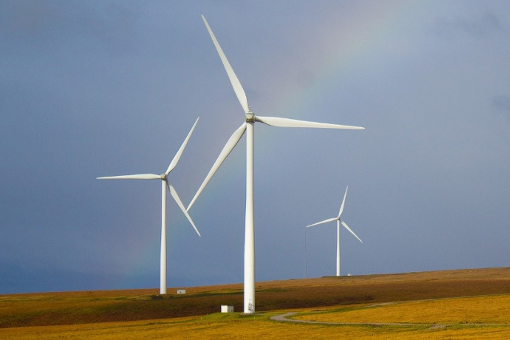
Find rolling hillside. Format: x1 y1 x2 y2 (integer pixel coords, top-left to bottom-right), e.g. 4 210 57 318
1 267 510 328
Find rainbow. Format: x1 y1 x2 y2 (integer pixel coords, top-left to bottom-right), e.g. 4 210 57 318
276 1 425 120
122 1 426 286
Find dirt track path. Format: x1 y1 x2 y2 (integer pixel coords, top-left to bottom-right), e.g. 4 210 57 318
270 312 427 327
270 312 510 329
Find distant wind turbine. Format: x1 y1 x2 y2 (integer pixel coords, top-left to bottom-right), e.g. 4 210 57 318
98 118 201 295
306 186 362 277
187 15 364 313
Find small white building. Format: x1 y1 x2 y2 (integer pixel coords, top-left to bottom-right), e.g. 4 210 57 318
221 305 234 313
176 289 186 294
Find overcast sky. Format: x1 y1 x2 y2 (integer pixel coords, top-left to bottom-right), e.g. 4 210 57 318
1 0 510 294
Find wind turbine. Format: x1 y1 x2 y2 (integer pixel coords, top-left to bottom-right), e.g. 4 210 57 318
187 15 364 314
98 118 201 295
306 186 362 277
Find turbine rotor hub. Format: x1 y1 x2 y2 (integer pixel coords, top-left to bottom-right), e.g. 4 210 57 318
245 111 255 122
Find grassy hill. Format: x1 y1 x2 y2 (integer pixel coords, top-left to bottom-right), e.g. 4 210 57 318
2 267 510 328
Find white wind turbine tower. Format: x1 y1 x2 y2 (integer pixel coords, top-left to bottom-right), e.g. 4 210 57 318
187 15 364 314
98 118 201 295
306 186 362 277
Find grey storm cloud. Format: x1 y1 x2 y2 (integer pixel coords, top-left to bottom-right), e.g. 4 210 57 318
434 12 505 38
493 95 510 112
0 0 137 52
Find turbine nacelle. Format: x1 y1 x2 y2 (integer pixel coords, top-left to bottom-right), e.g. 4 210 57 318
245 111 255 122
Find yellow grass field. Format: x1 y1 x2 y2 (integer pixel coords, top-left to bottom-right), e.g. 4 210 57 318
3 304 510 340
2 267 510 339
295 294 510 325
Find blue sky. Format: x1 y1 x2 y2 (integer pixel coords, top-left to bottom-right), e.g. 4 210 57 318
1 0 510 294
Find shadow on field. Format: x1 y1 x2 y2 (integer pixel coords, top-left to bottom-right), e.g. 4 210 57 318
1 267 510 328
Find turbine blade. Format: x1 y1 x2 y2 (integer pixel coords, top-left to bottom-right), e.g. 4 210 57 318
338 186 348 218
187 122 247 211
97 174 161 180
255 116 365 130
202 15 250 114
341 220 363 243
169 185 201 237
165 117 200 175
306 217 337 228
